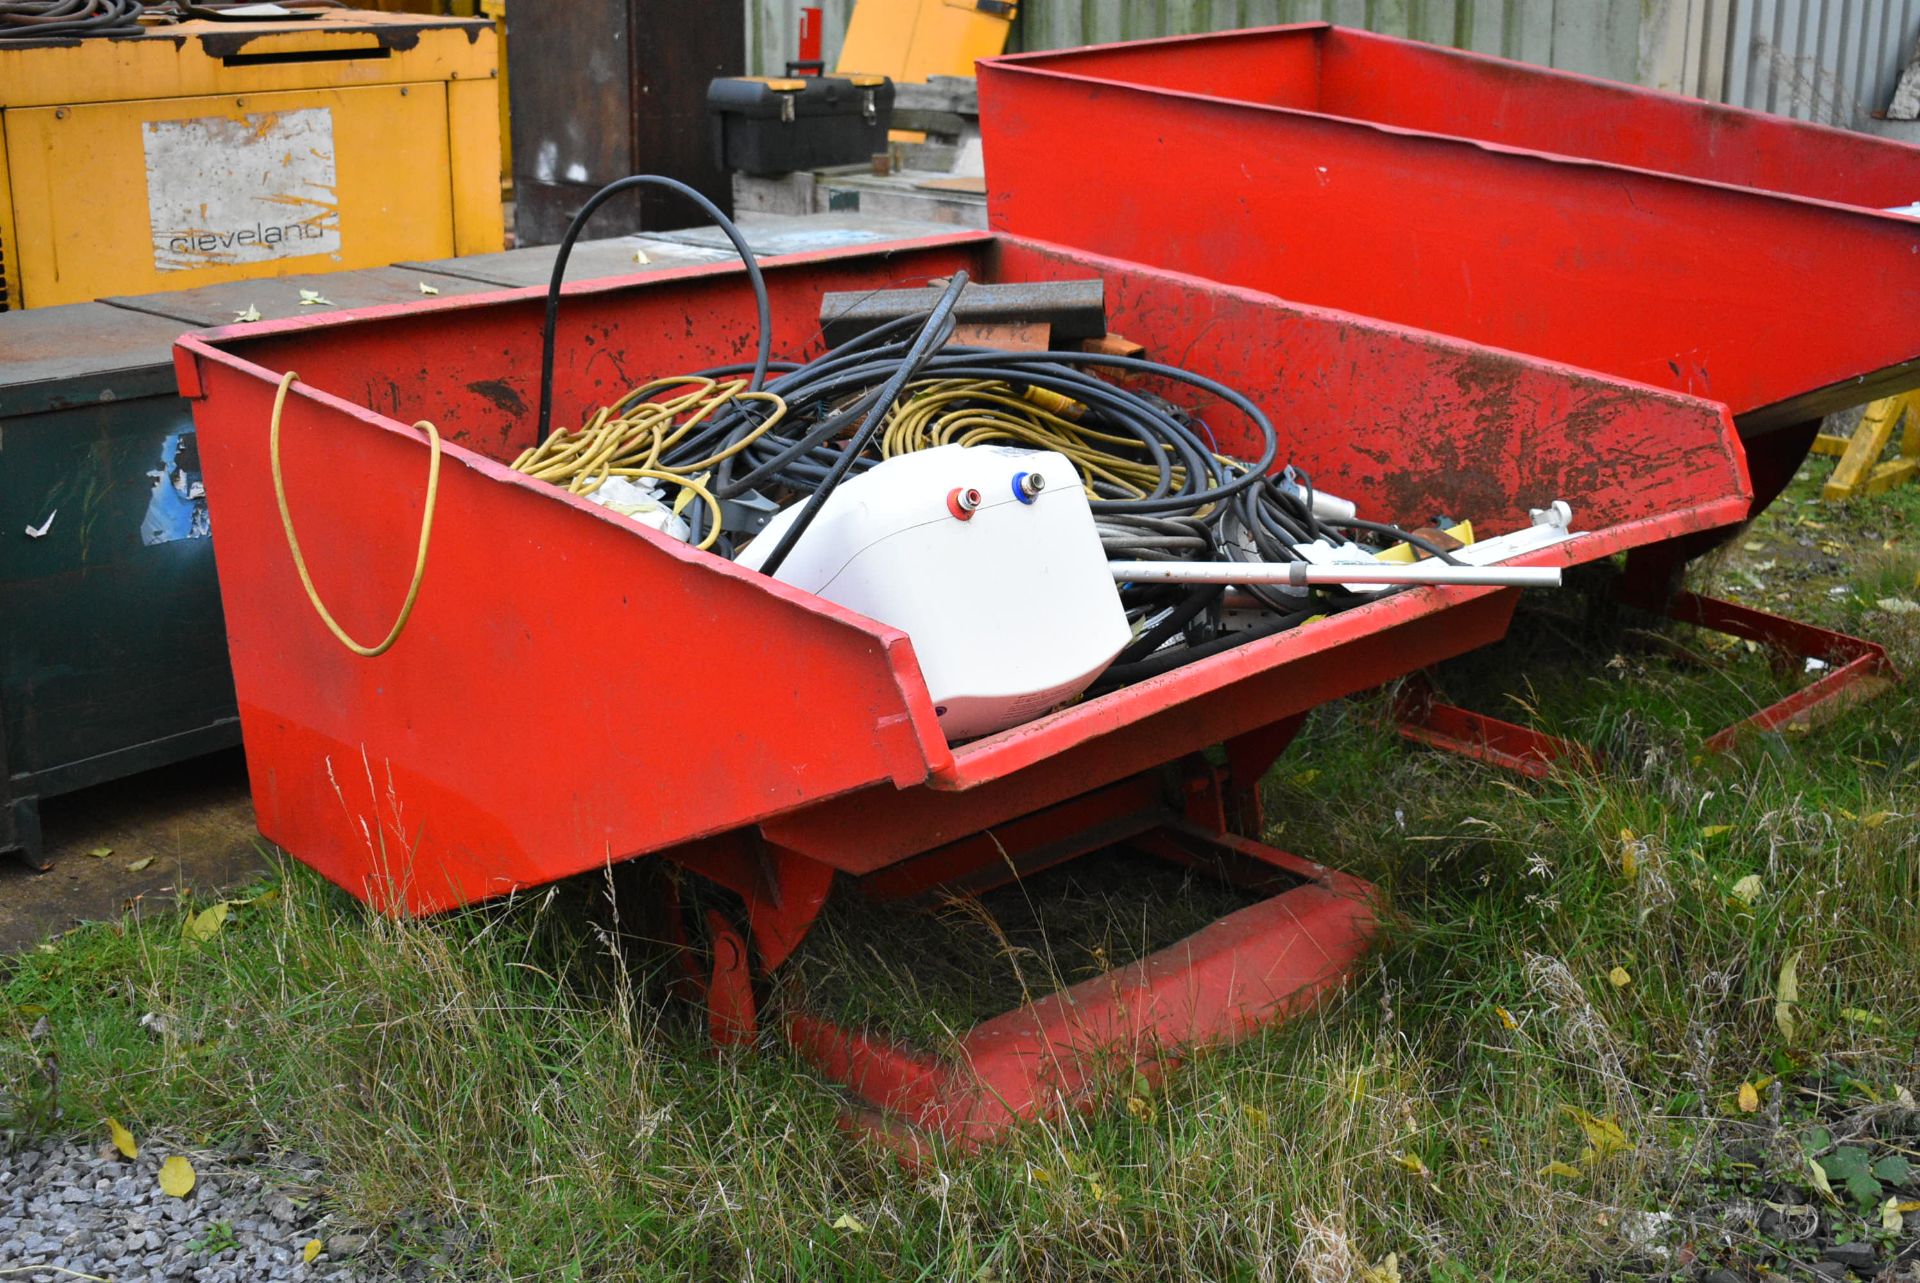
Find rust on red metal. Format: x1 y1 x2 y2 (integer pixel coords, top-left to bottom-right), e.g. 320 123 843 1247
177 233 1751 1141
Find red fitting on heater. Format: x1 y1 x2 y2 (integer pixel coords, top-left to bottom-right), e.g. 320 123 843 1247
947 486 983 520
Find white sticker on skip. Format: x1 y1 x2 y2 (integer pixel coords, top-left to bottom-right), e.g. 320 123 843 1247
143 108 341 272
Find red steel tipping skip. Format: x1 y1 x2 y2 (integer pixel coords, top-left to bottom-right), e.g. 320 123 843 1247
977 23 1913 756
177 233 1749 1147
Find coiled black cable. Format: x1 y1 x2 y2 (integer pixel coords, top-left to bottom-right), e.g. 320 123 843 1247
540 242 1467 678
535 175 771 446
751 273 970 578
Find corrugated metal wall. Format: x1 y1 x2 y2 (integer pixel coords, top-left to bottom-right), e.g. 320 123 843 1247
1703 0 1920 126
744 0 1920 128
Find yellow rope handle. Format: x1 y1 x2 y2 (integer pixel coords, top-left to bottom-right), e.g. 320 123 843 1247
269 370 442 658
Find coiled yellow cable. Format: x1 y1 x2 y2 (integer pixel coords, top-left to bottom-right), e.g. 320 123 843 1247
511 377 787 551
878 378 1189 501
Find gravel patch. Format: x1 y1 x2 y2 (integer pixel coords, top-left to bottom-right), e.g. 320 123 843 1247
0 1137 391 1283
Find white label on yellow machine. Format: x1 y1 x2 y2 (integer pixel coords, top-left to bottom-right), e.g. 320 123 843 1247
142 108 342 272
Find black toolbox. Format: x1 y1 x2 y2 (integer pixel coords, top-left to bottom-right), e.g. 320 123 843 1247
708 72 894 175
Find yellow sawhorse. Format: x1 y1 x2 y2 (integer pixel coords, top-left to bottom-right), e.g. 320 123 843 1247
1816 390 1920 501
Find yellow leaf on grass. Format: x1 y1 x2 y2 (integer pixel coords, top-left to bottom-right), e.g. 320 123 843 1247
184 902 232 944
1609 966 1631 988
1701 825 1733 839
1360 1253 1402 1283
1841 1008 1887 1027
107 1117 137 1159
1539 1161 1583 1179
1859 811 1896 829
1884 1199 1906 1233
158 1155 195 1198
1494 1006 1518 1031
1894 1199 1920 1213
1241 1103 1269 1127
1775 951 1800 1043
831 1212 866 1234
1618 828 1639 880
303 1240 323 1264
1561 1107 1630 1160
1394 1153 1430 1178
1808 1154 1838 1204
1730 874 1762 905
1737 1082 1759 1113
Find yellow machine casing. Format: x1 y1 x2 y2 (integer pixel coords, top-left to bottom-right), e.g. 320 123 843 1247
835 0 1016 143
836 0 1017 85
0 11 503 310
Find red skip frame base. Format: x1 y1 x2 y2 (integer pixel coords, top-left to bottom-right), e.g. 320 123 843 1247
667 761 1377 1153
785 823 1375 1152
1395 590 1899 772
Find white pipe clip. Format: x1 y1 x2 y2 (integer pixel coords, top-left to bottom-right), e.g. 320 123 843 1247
1107 561 1563 588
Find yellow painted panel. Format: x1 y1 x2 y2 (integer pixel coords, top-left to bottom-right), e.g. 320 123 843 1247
481 1 512 187
0 14 494 110
837 0 1016 84
0 120 18 310
447 78 506 255
7 84 457 308
1375 521 1474 563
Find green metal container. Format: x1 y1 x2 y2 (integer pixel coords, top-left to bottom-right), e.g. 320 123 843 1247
1 267 504 867
0 302 238 866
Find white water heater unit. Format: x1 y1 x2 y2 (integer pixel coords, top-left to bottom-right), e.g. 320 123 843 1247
737 445 1130 740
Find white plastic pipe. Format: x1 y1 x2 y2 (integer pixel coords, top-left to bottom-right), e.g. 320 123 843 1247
1107 560 1562 588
